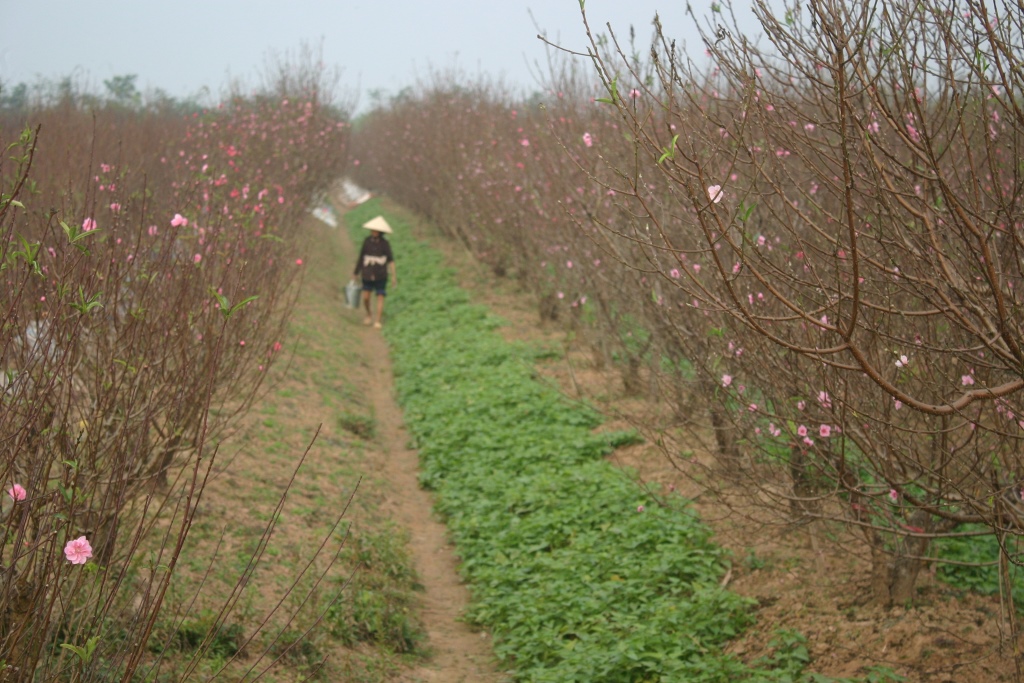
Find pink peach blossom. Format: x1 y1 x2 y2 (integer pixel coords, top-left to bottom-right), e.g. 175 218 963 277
64 536 93 565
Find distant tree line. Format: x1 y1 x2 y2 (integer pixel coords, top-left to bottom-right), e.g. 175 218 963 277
0 73 209 114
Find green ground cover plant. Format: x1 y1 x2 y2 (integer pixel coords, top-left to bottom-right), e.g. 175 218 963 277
350 1 1024 631
344 200 865 682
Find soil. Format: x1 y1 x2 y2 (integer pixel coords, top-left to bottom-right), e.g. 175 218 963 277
255 189 1024 683
398 200 1023 683
357 305 508 683
322 197 507 683
183 205 507 682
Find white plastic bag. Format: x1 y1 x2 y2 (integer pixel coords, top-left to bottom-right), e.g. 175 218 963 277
345 280 361 308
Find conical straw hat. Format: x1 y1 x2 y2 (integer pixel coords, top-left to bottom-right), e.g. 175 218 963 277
362 216 392 234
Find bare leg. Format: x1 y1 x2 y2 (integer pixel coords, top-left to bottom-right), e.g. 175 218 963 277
374 294 385 328
362 290 372 324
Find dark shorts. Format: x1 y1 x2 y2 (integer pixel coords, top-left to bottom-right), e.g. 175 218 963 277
362 279 387 296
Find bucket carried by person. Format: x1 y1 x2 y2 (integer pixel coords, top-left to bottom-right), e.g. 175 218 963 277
345 279 361 308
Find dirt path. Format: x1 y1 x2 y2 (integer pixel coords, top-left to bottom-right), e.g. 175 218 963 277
356 326 504 683
340 220 506 682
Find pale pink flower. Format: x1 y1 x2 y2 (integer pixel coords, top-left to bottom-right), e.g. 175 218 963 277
707 185 724 203
669 268 680 279
147 225 158 236
7 484 26 501
64 536 93 565
629 88 641 99
721 374 733 388
171 213 188 228
295 259 303 266
520 139 530 147
636 504 645 512
819 424 832 438
566 260 573 269
109 203 121 213
962 374 975 386
193 254 202 264
895 354 909 368
888 489 899 503
82 218 97 232
693 264 701 274
582 132 593 147
818 391 831 409
894 399 903 410
797 425 808 437
797 400 806 411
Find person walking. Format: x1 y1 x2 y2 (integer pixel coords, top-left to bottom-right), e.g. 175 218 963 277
354 215 397 329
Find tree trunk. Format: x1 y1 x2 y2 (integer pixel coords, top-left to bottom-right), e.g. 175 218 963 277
622 356 643 397
869 509 931 606
707 392 740 469
789 445 819 518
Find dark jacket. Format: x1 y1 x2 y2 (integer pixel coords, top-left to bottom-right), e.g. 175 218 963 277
354 235 393 282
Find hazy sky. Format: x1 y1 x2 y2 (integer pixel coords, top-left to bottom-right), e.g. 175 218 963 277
0 1 760 110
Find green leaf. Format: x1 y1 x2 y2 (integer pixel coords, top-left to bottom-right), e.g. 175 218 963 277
57 483 73 504
210 288 260 319
69 287 103 314
60 220 100 252
657 134 680 164
738 202 756 222
596 77 619 105
59 643 88 661
59 635 100 666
